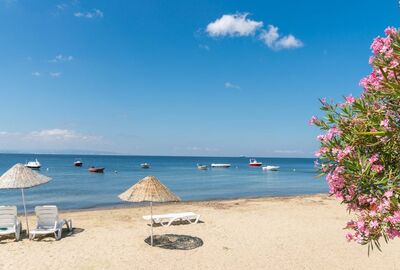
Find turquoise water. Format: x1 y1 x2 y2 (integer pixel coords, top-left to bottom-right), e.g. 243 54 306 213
0 154 327 212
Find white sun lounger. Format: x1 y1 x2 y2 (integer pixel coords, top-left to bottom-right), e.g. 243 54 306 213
0 206 21 241
143 212 200 227
29 205 72 241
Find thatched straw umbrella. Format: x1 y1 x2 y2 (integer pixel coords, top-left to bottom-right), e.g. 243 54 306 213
0 164 51 234
118 176 180 246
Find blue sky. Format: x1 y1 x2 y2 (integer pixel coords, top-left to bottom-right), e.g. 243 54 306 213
0 0 398 157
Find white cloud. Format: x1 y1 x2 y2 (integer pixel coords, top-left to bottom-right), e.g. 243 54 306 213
273 150 304 154
259 25 279 48
28 129 95 141
31 71 41 76
185 146 219 152
0 131 20 136
206 13 263 37
49 54 73 63
274 34 303 49
74 9 103 19
224 82 240 89
259 25 303 50
205 14 303 51
56 3 67 10
49 72 62 77
198 44 210 51
0 129 103 151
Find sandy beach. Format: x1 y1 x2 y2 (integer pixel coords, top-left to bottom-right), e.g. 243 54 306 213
1 194 400 270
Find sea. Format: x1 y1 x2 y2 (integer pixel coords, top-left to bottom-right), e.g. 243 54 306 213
0 154 328 212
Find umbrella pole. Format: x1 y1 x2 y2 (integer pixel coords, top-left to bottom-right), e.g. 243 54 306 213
150 201 153 246
21 188 29 235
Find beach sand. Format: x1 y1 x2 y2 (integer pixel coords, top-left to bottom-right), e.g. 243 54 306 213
1 194 400 270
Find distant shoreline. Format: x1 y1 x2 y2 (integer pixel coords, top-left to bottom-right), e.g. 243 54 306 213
0 152 315 159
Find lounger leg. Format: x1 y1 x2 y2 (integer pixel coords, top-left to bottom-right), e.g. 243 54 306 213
67 219 73 232
55 230 62 240
15 223 21 241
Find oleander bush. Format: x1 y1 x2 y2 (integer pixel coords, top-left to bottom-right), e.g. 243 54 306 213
310 27 400 251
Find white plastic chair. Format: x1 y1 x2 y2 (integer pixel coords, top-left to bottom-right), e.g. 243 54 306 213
0 206 21 241
29 205 72 241
143 212 200 227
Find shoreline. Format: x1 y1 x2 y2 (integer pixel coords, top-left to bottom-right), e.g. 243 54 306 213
25 192 331 215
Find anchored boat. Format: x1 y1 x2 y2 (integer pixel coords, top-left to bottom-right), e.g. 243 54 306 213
88 166 105 173
197 164 208 170
74 159 83 167
248 159 262 167
211 163 231 168
141 163 150 169
24 159 41 169
262 165 280 171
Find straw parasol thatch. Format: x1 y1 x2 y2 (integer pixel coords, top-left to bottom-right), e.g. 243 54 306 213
119 175 180 203
118 176 180 246
0 163 52 234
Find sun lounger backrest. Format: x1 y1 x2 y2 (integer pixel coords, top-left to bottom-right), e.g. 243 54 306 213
35 205 59 228
0 206 17 228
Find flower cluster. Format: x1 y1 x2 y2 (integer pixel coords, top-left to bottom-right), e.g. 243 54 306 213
311 27 400 251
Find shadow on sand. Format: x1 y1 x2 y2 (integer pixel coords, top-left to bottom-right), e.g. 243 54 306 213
144 234 203 250
149 220 204 228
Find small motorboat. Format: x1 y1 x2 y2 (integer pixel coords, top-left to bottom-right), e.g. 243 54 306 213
211 163 231 168
141 163 150 169
197 164 208 170
24 159 41 169
262 165 280 171
88 166 105 173
249 159 262 167
74 159 83 167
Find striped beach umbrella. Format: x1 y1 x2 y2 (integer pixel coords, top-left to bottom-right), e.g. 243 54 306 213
0 164 51 234
118 175 180 246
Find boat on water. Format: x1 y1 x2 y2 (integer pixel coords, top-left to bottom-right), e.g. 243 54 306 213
262 165 280 171
24 159 41 169
211 163 231 168
141 163 150 169
74 159 83 167
197 164 208 170
88 166 105 173
248 159 262 167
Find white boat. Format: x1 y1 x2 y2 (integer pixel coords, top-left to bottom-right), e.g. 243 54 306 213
211 163 231 168
141 163 150 169
262 165 280 171
25 159 41 169
197 164 208 170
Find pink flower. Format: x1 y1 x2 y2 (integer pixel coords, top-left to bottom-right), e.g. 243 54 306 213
371 37 384 54
368 154 379 164
314 147 328 157
345 95 355 104
309 116 318 125
345 233 353 242
320 97 327 104
369 220 379 229
384 190 393 198
313 159 319 168
371 164 384 173
387 228 400 240
384 26 397 36
380 119 390 129
368 56 375 64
